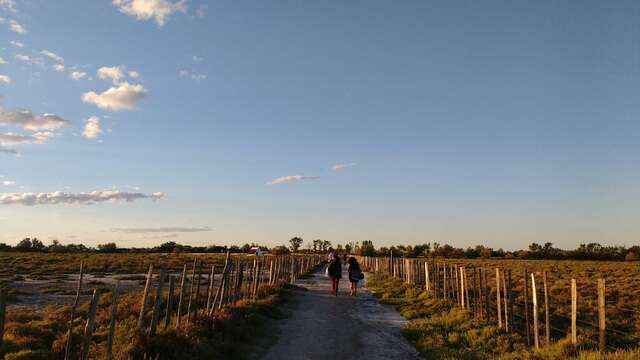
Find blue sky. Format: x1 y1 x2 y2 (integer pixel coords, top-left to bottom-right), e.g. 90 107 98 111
0 0 638 249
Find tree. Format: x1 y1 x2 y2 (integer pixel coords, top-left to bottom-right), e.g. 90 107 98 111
31 238 45 251
322 240 332 252
16 238 33 251
289 237 303 252
97 243 118 252
272 245 290 255
0 243 11 252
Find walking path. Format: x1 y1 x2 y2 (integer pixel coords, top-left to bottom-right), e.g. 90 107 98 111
259 268 422 360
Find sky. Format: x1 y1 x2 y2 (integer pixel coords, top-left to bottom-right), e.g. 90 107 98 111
0 0 639 250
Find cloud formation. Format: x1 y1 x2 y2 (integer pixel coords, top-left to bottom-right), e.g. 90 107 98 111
2 180 15 186
70 71 86 80
8 20 25 33
82 116 102 139
110 226 212 233
10 40 23 48
52 64 65 72
0 75 10 84
332 162 357 171
0 190 165 206
40 50 64 63
112 0 187 26
0 146 17 154
268 175 320 185
0 108 70 130
97 65 124 84
0 0 17 12
0 132 54 145
81 82 146 111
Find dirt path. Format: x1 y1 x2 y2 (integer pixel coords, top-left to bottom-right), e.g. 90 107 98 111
259 268 422 360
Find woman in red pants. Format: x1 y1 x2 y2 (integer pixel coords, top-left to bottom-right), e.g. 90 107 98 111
327 253 342 296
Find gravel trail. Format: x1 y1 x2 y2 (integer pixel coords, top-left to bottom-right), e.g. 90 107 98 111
259 268 422 360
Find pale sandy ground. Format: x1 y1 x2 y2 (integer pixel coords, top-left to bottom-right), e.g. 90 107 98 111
259 268 422 360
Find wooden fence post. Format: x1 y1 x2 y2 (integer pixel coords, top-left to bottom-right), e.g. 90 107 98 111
138 264 154 328
425 262 430 291
543 271 550 345
531 273 539 349
64 261 84 360
598 278 605 351
186 260 197 324
149 268 166 336
206 266 215 311
523 269 530 346
502 269 509 332
175 264 187 328
496 268 502 328
106 281 119 360
571 278 577 346
193 261 203 321
81 289 101 360
165 275 175 329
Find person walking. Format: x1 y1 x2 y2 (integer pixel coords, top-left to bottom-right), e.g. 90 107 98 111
347 257 363 296
327 253 342 296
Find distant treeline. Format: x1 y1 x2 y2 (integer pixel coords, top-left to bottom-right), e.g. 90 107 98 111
1 237 639 261
355 241 640 262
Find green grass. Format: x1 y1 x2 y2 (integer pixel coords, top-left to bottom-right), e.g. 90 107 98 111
366 273 640 360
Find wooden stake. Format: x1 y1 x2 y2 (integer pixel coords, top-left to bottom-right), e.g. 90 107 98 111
531 273 539 349
502 269 509 332
64 261 84 360
496 268 502 328
81 289 101 360
598 278 606 351
165 275 175 329
571 278 577 346
149 268 166 336
186 259 197 324
175 264 187 328
138 264 154 328
106 281 119 360
206 266 215 311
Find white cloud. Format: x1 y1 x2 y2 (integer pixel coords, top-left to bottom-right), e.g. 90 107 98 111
268 175 320 185
191 73 206 81
0 131 53 145
128 70 140 78
70 71 86 80
110 226 212 233
97 65 125 84
112 0 187 27
9 20 25 33
2 180 15 186
179 69 189 77
0 190 165 206
0 57 6 64
0 75 10 84
82 116 102 139
0 108 70 130
52 64 65 72
81 82 146 111
0 0 17 12
332 162 357 171
10 40 23 48
40 50 64 63
14 54 42 66
192 55 203 62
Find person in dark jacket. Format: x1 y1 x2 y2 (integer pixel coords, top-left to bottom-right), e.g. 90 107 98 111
347 257 363 296
327 253 342 296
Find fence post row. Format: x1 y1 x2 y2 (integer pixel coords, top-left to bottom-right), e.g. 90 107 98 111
355 255 613 352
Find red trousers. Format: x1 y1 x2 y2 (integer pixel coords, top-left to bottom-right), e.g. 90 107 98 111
331 278 340 296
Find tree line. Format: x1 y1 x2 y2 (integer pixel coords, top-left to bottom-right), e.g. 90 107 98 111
2 237 639 261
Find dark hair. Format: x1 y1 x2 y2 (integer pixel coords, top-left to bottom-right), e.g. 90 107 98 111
348 257 358 267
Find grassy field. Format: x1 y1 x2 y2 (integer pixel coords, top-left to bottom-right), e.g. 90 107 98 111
433 258 640 348
0 252 323 360
366 273 640 360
